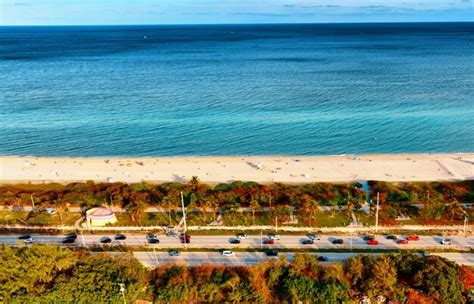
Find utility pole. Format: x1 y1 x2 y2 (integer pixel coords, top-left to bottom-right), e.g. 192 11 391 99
153 246 158 269
275 216 278 232
464 217 469 235
350 231 353 251
30 194 36 210
260 230 263 249
375 192 380 233
181 191 187 248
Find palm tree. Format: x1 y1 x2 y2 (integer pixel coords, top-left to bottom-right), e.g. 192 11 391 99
126 200 146 225
162 193 179 226
447 198 466 221
189 176 201 193
249 196 260 225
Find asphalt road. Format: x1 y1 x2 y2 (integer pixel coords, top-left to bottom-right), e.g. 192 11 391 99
1 233 473 250
132 251 474 267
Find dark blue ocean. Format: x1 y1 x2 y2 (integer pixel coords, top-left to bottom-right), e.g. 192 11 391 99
1 23 473 156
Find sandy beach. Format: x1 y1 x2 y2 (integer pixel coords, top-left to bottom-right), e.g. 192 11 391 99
0 154 473 184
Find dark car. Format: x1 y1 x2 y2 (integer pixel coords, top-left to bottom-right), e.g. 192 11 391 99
332 239 344 245
114 234 126 240
317 256 328 262
263 239 275 245
386 235 397 240
265 250 278 257
100 237 112 244
179 234 191 244
62 237 75 244
147 234 159 244
65 233 78 240
168 250 180 256
301 239 314 245
363 235 375 241
148 238 159 244
18 234 31 240
229 238 241 244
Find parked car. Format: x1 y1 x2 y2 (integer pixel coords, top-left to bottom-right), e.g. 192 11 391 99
332 239 344 245
363 235 375 241
100 237 112 244
265 250 278 257
307 234 321 241
236 233 249 240
166 231 177 237
179 234 191 244
267 233 280 240
18 234 31 240
385 235 397 240
263 239 275 245
406 235 419 241
222 250 235 257
168 250 180 256
301 239 314 245
397 239 408 245
114 234 126 240
317 256 328 262
441 238 452 245
146 234 159 244
421 251 430 257
229 238 241 244
367 239 379 245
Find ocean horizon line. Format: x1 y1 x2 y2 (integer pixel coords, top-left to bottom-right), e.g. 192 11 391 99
1 21 473 27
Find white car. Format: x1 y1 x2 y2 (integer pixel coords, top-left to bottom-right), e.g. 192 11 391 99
441 239 452 245
267 234 280 240
222 250 235 257
307 234 321 241
24 237 35 244
236 233 249 240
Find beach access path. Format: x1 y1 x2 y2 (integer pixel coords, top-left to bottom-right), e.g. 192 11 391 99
1 153 473 184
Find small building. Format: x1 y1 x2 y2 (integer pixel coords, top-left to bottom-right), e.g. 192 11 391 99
86 207 117 227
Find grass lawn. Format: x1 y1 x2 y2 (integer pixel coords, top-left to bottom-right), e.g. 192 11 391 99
0 210 81 226
110 210 353 228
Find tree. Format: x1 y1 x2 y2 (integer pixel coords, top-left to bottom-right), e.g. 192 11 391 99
249 196 260 225
446 198 466 221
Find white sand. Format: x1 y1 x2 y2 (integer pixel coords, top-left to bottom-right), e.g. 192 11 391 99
0 154 473 184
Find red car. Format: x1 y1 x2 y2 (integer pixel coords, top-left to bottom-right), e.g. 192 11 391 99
397 239 408 245
179 234 191 244
406 235 419 241
367 240 379 245
263 239 275 245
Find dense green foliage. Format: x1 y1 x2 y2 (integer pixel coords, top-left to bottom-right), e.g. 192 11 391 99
370 181 474 224
1 180 472 226
0 245 472 303
0 245 149 303
0 180 367 208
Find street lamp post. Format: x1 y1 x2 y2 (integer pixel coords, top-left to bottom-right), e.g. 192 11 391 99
464 217 469 236
181 191 187 248
375 192 380 233
350 231 353 251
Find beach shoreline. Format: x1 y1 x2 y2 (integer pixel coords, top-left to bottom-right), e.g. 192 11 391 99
1 153 473 184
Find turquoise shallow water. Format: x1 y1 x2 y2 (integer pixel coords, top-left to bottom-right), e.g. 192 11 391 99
0 23 473 156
